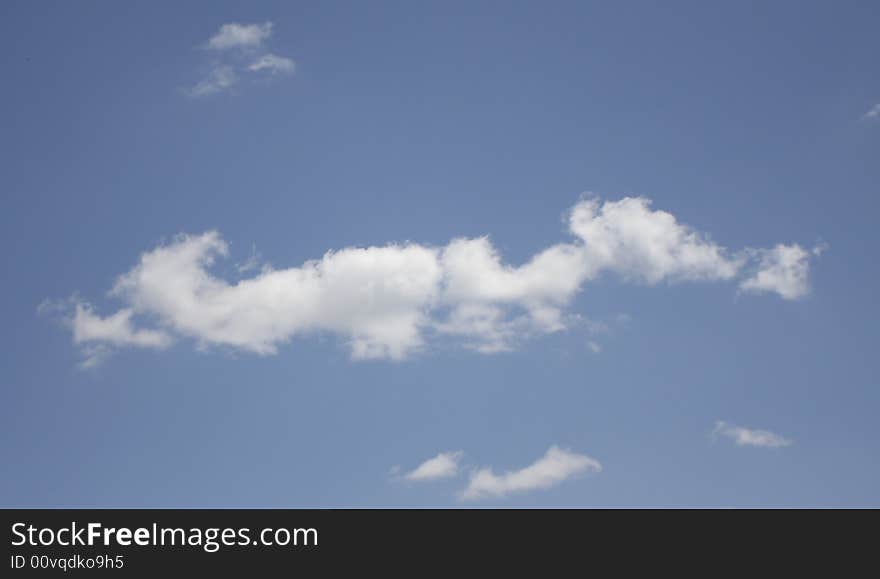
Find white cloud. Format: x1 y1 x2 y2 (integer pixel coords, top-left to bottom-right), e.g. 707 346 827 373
249 53 296 75
403 451 463 481
71 303 171 349
46 196 820 365
739 244 814 300
437 237 587 351
188 65 237 97
712 421 792 448
569 197 742 283
189 22 294 97
206 22 273 51
39 299 172 368
863 103 880 120
460 446 601 500
109 231 441 360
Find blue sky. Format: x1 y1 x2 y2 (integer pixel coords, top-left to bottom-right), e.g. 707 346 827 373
1 0 879 507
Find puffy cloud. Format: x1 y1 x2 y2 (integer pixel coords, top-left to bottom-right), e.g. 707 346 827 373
110 231 441 360
460 446 602 500
712 421 792 448
441 237 589 306
248 54 296 75
403 451 463 482
436 237 588 351
206 22 273 51
739 244 815 300
46 196 820 365
569 197 742 283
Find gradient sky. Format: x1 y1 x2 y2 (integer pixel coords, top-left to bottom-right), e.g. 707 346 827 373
2 0 879 507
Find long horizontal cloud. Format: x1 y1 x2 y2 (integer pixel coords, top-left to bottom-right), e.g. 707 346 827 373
712 421 792 448
460 446 602 500
45 196 821 366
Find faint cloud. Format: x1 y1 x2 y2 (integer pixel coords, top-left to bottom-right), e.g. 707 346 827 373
570 312 630 355
235 244 264 275
712 421 792 448
402 451 463 482
188 65 237 97
581 317 609 335
862 102 880 120
78 344 111 370
249 53 296 75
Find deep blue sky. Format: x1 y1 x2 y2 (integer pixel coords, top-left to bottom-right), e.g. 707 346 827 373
1 0 878 507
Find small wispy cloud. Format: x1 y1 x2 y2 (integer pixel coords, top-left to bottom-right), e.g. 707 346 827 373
402 451 463 482
206 22 273 51
712 421 792 448
38 299 172 369
460 446 601 500
235 244 265 275
187 65 238 97
188 22 295 97
862 102 880 120
248 53 296 75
